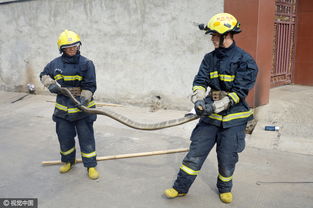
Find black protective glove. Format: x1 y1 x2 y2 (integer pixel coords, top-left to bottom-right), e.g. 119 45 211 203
194 100 214 116
195 100 205 116
203 103 214 116
48 83 61 94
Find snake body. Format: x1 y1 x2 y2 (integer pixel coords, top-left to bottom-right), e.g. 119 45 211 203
60 87 199 130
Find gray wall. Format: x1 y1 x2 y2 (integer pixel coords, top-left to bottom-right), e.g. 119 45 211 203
0 0 223 109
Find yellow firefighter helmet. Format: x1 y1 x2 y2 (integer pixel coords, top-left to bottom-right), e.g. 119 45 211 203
206 13 241 35
57 30 81 52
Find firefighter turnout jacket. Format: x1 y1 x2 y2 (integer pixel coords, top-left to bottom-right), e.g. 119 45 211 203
193 42 258 128
40 52 96 121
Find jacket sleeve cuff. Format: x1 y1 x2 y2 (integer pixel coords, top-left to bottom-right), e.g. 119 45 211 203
192 85 206 92
227 92 240 104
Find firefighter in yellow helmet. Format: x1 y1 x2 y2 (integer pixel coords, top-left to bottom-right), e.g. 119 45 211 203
39 30 99 180
164 13 258 203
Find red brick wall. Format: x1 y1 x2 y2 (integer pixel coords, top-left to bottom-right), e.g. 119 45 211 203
224 0 276 107
294 0 313 85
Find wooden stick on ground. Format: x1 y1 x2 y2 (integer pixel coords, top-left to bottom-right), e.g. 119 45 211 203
42 148 189 165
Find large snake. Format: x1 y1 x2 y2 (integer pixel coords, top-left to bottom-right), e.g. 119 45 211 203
60 87 199 130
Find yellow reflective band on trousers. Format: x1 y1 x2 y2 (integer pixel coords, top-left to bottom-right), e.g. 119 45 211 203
55 101 96 113
192 85 206 92
218 173 233 182
180 164 199 175
209 71 235 82
60 147 75 155
54 74 83 81
208 110 253 122
227 92 240 104
81 151 96 158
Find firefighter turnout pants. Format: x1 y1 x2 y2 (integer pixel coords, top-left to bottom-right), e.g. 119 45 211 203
173 121 246 194
53 116 97 167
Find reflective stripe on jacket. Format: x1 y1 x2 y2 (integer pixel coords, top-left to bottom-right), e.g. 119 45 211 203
192 42 258 128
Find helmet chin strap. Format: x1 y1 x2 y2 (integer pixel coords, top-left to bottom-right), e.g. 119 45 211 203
218 34 226 48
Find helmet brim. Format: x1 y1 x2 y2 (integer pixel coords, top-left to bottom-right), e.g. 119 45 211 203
60 41 81 49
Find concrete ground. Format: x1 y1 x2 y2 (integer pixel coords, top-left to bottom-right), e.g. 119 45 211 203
0 85 312 208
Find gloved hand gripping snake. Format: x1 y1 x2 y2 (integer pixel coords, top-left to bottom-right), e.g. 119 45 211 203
59 86 199 131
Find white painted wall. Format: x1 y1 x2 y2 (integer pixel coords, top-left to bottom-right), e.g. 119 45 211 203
0 0 223 109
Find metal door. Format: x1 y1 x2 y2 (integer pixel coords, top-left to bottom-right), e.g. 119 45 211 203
271 0 297 87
